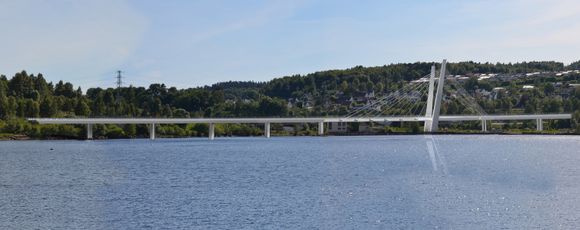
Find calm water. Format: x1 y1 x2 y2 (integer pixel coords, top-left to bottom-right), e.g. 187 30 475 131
1 135 579 229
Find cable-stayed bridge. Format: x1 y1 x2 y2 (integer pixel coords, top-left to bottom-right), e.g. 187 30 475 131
29 60 572 140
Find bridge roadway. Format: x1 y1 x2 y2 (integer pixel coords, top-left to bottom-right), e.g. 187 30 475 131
29 113 572 140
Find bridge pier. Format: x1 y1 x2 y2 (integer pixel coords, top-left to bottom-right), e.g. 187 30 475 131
481 120 487 132
536 118 543 131
318 121 324 135
86 124 93 140
209 123 215 140
149 123 156 140
265 122 271 138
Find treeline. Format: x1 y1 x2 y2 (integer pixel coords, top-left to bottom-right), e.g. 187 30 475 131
263 61 571 99
1 60 580 139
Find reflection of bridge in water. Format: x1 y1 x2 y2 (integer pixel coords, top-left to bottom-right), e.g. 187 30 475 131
425 135 448 175
28 60 572 140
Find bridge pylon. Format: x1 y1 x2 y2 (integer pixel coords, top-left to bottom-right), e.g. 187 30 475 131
423 65 436 132
424 59 446 132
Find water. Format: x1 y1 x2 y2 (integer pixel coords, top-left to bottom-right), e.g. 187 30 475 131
1 135 579 229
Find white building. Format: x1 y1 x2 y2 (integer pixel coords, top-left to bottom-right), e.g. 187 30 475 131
523 85 535 90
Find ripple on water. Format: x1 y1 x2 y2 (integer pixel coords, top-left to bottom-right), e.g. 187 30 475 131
0 135 579 229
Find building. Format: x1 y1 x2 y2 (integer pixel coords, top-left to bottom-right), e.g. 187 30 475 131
358 123 372 132
327 122 348 133
523 85 535 90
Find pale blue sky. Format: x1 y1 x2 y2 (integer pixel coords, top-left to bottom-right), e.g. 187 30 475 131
1 0 579 89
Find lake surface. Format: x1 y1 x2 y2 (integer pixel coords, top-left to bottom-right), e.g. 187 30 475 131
1 135 579 229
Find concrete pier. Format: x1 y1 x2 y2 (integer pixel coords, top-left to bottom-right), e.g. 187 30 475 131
209 123 215 140
481 120 487 132
149 123 156 140
265 122 271 138
536 118 543 131
86 124 93 140
318 121 324 135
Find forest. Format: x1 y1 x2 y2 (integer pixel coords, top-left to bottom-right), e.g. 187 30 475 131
1 61 579 139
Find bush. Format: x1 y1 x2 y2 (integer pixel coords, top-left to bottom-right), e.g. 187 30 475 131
573 110 580 133
105 125 125 139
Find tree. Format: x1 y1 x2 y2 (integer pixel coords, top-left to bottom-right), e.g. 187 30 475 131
573 110 580 133
374 82 384 93
54 81 75 97
6 97 17 117
173 108 190 118
92 95 106 116
464 77 479 92
543 98 562 113
352 78 360 92
0 75 8 97
257 96 287 117
16 100 25 117
25 99 40 117
125 124 137 137
8 71 34 98
40 98 57 117
75 99 91 117
0 95 8 118
34 74 51 97
340 81 349 93
543 83 555 95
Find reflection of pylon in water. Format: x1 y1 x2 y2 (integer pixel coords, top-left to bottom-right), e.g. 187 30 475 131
116 70 122 103
425 135 448 175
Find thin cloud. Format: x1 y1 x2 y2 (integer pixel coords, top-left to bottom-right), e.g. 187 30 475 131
188 1 305 43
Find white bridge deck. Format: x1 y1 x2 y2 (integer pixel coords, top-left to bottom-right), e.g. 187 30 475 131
28 114 572 140
28 114 572 124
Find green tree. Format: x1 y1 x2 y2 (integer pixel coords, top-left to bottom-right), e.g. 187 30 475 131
543 98 562 113
54 81 76 97
75 99 91 117
173 108 190 118
25 99 40 117
573 111 580 133
0 95 8 118
34 74 51 97
340 81 349 93
40 98 57 117
8 71 34 98
543 83 555 95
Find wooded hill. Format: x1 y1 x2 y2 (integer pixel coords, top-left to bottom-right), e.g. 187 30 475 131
1 61 579 139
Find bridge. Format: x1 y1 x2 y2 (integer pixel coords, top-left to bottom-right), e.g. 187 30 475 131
28 60 573 140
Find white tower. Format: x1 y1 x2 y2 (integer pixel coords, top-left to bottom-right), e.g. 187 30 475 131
423 65 436 132
429 59 447 132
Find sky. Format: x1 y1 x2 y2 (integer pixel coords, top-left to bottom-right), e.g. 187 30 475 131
1 0 580 89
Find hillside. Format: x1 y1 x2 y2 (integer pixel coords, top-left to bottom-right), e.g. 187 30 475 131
1 61 580 139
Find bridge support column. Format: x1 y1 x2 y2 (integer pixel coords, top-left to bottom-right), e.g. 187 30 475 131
86 124 93 140
430 60 447 132
481 120 487 132
318 121 324 135
209 123 215 140
149 123 156 140
424 65 436 132
536 118 543 131
264 122 271 138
